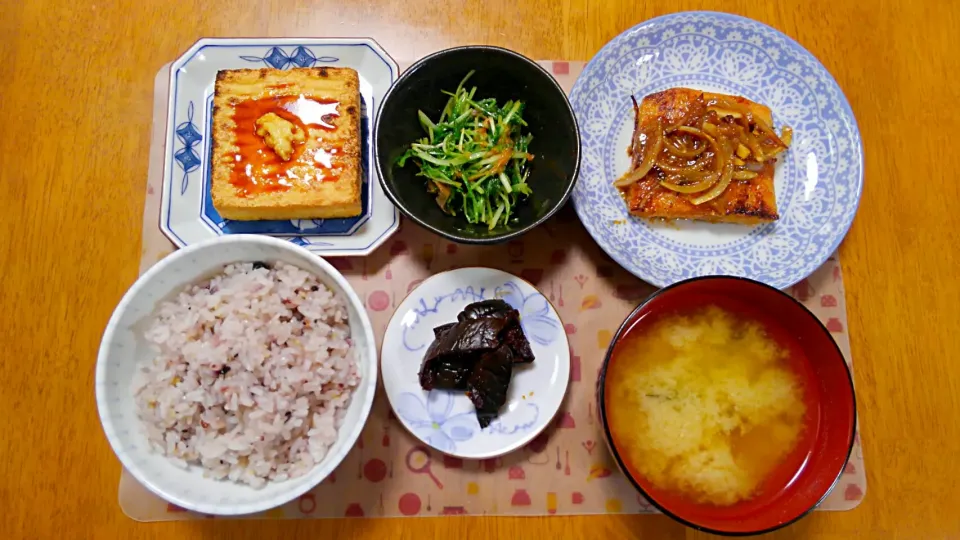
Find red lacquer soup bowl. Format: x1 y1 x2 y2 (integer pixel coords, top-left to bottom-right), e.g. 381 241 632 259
596 276 856 536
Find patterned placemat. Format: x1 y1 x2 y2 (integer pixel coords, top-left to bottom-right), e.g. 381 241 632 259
121 60 866 520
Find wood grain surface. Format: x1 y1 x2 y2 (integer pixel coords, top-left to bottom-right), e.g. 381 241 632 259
2 1 959 538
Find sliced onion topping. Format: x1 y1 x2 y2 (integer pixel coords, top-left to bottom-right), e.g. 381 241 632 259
614 118 663 187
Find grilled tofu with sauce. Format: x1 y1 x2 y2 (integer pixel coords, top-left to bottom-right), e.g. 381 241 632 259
210 67 362 221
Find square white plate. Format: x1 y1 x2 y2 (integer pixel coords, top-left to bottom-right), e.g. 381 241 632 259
160 38 400 256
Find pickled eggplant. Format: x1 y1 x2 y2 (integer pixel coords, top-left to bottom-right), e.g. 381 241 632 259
417 299 537 427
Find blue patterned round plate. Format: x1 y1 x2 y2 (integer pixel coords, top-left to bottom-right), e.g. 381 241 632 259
569 12 863 289
381 268 570 459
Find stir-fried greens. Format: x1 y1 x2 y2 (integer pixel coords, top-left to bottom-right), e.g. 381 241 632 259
396 71 535 229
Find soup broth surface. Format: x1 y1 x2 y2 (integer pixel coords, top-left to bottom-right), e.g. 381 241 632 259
605 304 812 506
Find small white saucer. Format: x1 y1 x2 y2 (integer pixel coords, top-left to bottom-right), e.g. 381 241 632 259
381 267 570 459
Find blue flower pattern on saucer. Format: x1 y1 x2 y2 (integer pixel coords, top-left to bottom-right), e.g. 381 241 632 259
401 282 559 353
395 390 540 450
173 101 202 195
568 12 863 289
240 46 339 69
494 281 561 346
394 391 477 451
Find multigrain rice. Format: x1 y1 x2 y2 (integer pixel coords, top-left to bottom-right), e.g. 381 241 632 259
132 261 359 487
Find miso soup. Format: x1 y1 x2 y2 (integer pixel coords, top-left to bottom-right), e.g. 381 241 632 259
604 304 817 507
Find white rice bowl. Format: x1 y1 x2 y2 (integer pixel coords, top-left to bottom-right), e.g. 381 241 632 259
134 261 358 487
96 236 377 515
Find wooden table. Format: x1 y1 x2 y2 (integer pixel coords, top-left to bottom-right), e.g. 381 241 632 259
3 1 958 538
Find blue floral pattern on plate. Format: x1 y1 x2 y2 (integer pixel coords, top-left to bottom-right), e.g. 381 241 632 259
239 46 339 69
394 391 477 452
394 391 540 452
401 281 560 353
381 268 569 459
173 102 202 195
495 281 561 346
568 12 863 289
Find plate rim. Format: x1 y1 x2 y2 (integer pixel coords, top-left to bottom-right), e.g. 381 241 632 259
380 266 571 460
569 11 864 289
158 37 401 257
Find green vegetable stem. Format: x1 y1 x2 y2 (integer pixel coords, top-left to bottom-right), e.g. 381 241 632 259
396 70 535 230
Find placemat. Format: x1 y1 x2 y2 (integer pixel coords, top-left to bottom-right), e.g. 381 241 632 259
121 60 866 520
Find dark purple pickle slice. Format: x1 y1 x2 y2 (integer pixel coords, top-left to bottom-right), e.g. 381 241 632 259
459 300 535 363
419 318 508 390
467 346 515 428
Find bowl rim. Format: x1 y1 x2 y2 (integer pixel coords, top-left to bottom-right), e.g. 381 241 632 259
596 275 857 536
94 234 378 515
374 44 582 244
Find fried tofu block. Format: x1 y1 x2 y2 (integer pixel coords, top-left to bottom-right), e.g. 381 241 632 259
210 67 362 221
622 88 784 224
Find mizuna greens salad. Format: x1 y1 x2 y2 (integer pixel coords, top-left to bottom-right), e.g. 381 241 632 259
396 71 535 230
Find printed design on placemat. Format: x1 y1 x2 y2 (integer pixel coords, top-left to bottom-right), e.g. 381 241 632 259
128 60 865 522
126 228 865 520
240 46 339 69
173 101 202 195
402 281 561 352
405 447 444 489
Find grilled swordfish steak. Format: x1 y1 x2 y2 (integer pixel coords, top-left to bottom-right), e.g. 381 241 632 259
616 88 791 224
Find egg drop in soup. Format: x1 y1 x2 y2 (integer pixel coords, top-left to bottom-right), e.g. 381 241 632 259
604 304 817 508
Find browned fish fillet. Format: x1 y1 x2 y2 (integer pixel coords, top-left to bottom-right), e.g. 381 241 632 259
619 88 788 224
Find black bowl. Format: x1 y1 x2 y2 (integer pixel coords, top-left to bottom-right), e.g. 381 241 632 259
374 46 581 244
